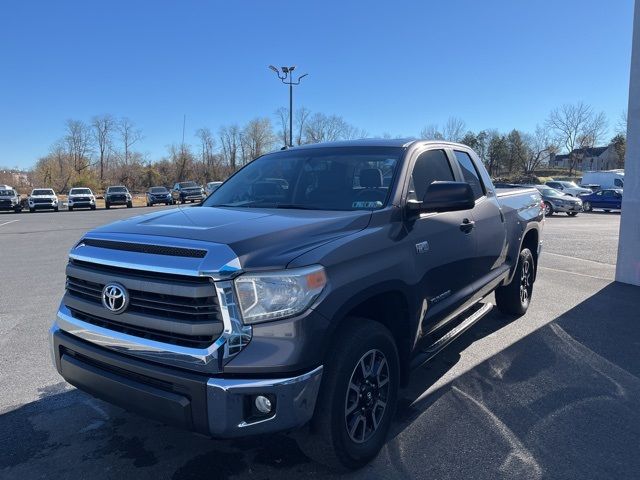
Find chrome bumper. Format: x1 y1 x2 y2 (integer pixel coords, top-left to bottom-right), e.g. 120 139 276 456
51 323 322 437
206 366 323 437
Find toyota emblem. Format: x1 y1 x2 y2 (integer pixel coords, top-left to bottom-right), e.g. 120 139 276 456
102 283 129 314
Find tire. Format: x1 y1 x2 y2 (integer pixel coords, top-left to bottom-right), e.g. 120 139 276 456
90 205 96 210
583 201 592 212
604 209 611 213
495 248 535 317
14 207 22 213
54 206 59 212
543 202 553 216
29 207 35 213
127 202 133 208
166 202 170 206
567 212 578 216
105 203 110 209
296 319 399 471
68 206 73 211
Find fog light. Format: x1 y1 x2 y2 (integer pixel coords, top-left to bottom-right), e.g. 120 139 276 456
255 395 272 414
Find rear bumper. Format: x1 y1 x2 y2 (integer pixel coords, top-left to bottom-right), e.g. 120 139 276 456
50 325 323 438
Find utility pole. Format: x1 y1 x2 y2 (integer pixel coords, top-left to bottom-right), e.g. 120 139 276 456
268 65 308 147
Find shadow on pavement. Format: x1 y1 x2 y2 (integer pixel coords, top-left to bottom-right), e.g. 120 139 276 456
1 283 639 479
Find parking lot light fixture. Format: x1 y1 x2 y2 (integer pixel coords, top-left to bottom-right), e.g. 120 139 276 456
268 65 308 147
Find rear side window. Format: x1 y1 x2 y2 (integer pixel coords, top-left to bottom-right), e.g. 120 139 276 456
408 149 454 201
454 151 485 199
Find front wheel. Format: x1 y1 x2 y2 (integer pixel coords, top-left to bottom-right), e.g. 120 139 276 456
68 206 73 211
296 319 399 471
127 201 133 208
54 206 59 212
567 212 578 216
495 248 535 317
543 202 553 216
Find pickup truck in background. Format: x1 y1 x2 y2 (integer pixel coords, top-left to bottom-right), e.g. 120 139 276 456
50 139 543 470
0 187 22 213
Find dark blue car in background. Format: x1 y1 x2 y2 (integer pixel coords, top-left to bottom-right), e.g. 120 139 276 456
579 189 623 212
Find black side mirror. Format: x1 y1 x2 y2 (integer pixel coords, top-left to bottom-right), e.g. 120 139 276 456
407 181 475 213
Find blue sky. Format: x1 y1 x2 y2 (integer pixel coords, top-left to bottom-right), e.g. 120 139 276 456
0 0 634 168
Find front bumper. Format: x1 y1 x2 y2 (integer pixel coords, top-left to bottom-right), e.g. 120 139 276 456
30 202 57 209
69 201 94 208
553 202 582 213
148 197 171 204
50 324 323 437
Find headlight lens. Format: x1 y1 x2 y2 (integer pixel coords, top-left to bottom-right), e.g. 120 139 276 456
234 265 327 324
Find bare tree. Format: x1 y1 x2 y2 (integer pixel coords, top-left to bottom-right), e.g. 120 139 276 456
546 102 608 175
442 117 466 142
117 117 143 166
219 124 241 169
64 119 94 174
196 127 216 181
92 114 115 184
617 110 628 134
522 125 557 174
295 107 311 145
241 118 276 163
420 117 466 142
303 113 361 144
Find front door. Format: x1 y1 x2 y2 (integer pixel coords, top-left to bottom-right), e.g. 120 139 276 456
403 148 477 339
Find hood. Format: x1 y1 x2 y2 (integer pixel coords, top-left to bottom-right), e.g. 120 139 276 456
89 206 371 270
30 194 57 198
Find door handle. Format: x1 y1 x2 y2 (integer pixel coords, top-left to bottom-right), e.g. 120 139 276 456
460 218 475 233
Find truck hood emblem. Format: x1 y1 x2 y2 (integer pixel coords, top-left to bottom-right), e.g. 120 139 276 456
102 283 129 314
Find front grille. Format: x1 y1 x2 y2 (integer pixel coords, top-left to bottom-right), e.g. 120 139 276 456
66 276 221 323
0 199 11 206
109 195 126 201
73 197 91 202
33 198 52 204
68 309 217 349
69 259 211 284
82 238 207 258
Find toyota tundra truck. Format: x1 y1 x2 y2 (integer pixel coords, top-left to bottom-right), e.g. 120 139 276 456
50 139 543 470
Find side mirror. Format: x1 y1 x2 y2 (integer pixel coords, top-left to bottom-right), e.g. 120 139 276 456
407 181 475 213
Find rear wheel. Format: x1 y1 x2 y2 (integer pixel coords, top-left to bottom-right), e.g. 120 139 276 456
296 319 399 471
567 212 578 216
68 206 73 211
583 201 592 212
127 201 133 208
543 202 553 216
495 248 535 317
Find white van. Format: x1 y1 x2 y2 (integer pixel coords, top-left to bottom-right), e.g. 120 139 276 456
581 170 624 190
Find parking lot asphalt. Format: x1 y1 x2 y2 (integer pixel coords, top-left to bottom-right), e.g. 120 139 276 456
1 208 638 480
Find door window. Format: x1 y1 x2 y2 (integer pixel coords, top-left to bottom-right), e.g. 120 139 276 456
408 149 454 201
454 151 485 200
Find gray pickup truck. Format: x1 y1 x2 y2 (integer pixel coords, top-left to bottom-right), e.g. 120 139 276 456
50 139 543 469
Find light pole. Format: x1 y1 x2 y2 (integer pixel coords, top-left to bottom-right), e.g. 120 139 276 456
269 65 308 147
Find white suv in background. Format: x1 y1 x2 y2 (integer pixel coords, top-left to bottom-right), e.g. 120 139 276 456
545 181 592 196
28 188 59 213
68 187 96 211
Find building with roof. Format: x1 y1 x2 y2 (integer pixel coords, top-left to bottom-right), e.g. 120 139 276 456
549 145 621 171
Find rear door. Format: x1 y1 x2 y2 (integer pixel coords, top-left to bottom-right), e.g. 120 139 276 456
451 149 507 284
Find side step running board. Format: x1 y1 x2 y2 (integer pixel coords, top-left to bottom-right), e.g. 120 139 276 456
410 302 494 370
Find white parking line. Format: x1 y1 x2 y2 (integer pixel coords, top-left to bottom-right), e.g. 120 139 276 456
0 219 20 227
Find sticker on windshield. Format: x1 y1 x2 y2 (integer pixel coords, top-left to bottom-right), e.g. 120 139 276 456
352 201 383 209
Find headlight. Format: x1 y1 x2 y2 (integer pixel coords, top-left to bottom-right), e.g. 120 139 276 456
234 265 327 324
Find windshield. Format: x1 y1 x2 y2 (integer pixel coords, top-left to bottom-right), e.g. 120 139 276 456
0 189 15 196
179 182 198 188
70 188 91 195
203 147 403 211
537 186 565 198
32 189 54 196
150 187 168 193
108 187 128 193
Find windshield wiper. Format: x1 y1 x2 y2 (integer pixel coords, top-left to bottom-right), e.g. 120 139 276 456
273 204 321 210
